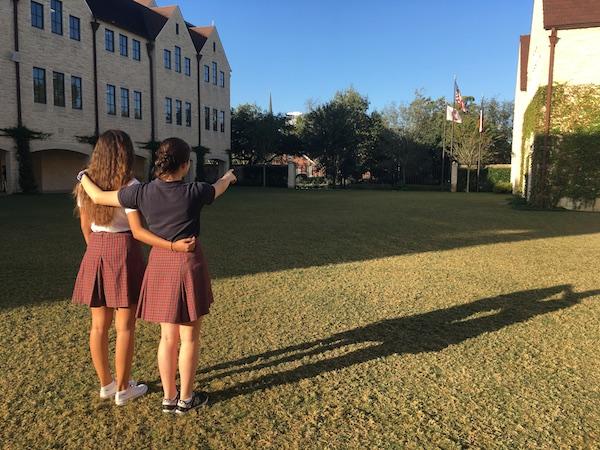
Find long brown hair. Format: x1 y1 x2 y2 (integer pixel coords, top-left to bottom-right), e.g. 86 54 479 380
74 130 135 225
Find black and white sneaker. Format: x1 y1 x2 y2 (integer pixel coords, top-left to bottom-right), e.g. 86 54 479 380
175 391 209 414
162 392 179 414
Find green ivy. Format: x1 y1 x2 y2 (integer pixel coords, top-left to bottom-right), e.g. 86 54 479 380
193 145 210 182
520 84 600 208
0 126 50 193
138 140 161 180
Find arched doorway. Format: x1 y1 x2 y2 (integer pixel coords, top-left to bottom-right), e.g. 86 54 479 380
31 149 89 193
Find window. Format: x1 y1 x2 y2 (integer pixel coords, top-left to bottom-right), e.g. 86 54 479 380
219 71 225 88
120 88 129 117
71 76 82 109
69 16 80 41
134 91 142 119
53 72 65 107
213 42 216 53
212 108 218 131
105 29 114 52
176 23 179 35
33 67 46 104
175 100 182 125
204 106 210 130
212 62 217 85
185 102 192 127
164 49 171 69
132 39 141 61
184 58 191 76
31 2 44 29
219 110 225 133
119 34 128 57
174 46 181 73
203 65 210 82
165 97 172 123
106 84 116 115
51 0 62 35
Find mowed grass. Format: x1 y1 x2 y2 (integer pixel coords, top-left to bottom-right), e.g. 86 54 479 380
2 189 600 449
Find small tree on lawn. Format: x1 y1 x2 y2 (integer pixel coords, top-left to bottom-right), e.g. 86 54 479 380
453 120 494 192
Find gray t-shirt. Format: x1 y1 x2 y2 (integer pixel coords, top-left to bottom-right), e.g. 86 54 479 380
118 179 215 241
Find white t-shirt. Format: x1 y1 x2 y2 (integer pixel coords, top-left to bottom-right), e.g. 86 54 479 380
78 178 140 233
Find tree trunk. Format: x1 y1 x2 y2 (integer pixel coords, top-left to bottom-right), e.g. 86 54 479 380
466 168 471 193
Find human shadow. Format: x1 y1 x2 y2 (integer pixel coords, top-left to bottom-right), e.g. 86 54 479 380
204 285 600 404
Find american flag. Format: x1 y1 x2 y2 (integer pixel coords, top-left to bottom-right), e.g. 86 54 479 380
455 81 467 113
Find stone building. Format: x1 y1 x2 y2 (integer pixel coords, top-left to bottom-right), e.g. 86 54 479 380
0 0 231 193
511 0 600 210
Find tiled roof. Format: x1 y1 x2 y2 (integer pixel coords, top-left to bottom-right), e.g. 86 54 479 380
543 0 600 29
152 5 178 19
519 35 530 92
85 0 168 39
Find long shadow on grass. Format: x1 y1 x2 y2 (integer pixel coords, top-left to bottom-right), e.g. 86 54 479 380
205 285 599 403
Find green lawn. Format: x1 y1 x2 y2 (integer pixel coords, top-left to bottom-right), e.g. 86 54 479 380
2 189 600 448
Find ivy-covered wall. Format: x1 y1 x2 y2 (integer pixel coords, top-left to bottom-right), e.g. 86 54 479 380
520 84 600 208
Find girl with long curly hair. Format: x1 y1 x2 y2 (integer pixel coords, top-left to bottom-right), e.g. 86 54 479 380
72 130 196 406
78 137 236 414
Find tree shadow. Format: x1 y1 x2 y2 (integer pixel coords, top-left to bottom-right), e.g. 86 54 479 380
202 285 599 404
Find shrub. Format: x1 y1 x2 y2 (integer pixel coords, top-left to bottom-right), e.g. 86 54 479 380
492 181 513 194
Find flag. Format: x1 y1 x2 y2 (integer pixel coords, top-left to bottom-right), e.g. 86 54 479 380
455 81 467 112
446 105 462 124
479 108 484 133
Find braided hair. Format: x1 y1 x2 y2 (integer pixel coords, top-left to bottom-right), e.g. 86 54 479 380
154 138 191 178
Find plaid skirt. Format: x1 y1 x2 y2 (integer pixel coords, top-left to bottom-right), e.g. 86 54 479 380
72 232 145 308
136 243 214 324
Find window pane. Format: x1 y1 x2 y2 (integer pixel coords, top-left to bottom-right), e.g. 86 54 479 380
121 88 129 117
119 34 128 57
69 16 80 41
53 72 65 107
175 46 181 73
219 111 225 132
176 100 182 125
185 102 192 127
212 108 217 131
71 76 82 109
212 62 217 85
31 2 44 29
164 49 171 69
133 40 141 61
219 71 225 88
185 58 191 76
33 67 46 104
204 65 210 82
165 98 172 123
51 0 62 35
105 29 114 52
134 91 142 119
204 106 210 130
106 85 116 115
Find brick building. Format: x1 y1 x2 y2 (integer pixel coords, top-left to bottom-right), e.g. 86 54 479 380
0 0 231 193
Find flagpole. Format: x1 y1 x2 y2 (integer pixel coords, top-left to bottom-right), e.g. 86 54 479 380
441 111 446 190
477 97 484 192
450 76 456 160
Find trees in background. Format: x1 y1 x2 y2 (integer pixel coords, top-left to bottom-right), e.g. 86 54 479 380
230 88 514 187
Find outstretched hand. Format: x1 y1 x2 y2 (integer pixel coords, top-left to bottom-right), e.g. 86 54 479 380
223 169 237 185
172 237 196 253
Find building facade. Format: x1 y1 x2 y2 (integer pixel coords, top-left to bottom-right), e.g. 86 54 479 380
0 0 231 193
511 0 600 209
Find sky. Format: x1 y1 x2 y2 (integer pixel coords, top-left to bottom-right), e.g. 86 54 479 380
170 0 534 113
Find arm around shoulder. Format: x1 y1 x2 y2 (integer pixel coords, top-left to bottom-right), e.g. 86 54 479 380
80 174 122 207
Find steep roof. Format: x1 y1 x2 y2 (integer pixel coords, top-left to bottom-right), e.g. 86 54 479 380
519 35 530 92
188 26 214 52
543 0 600 29
85 0 168 39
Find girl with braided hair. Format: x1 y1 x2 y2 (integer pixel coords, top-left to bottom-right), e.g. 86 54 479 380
79 137 237 414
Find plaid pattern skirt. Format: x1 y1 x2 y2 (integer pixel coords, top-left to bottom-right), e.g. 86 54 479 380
136 243 214 324
72 232 146 308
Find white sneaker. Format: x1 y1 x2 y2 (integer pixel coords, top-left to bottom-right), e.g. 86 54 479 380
115 383 148 406
99 379 137 400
